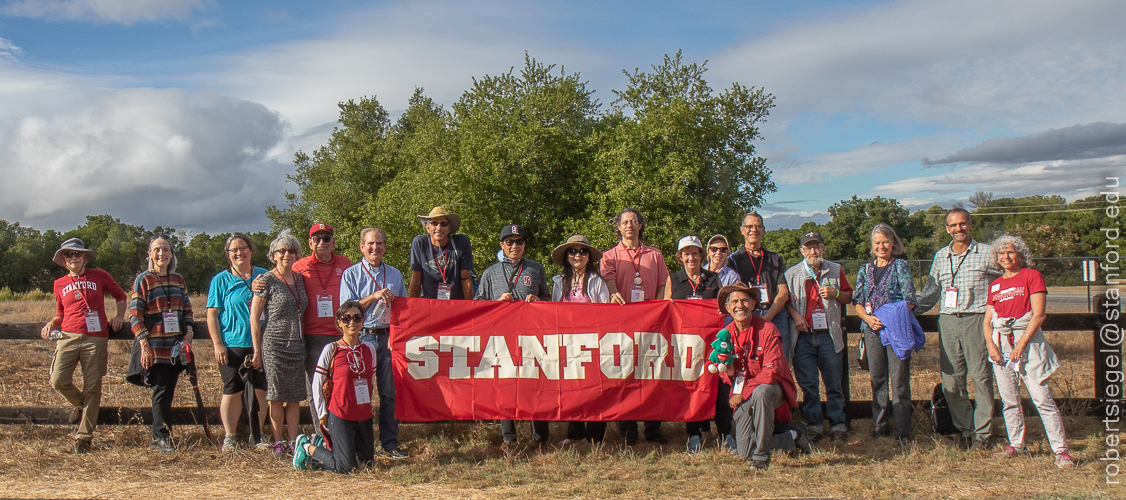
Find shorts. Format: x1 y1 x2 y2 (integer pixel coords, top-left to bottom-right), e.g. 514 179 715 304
218 346 268 395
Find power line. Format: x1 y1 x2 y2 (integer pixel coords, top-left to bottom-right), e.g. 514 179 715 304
973 200 1105 211
970 207 1105 216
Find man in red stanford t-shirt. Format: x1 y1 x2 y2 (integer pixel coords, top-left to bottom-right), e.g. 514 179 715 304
41 238 128 454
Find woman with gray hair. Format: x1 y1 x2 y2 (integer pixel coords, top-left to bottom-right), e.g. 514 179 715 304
984 234 1073 468
250 229 309 457
852 223 917 443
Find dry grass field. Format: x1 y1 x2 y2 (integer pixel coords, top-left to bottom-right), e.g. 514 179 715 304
0 292 1121 499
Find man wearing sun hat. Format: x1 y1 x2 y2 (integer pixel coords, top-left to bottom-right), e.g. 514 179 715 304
408 206 474 300
41 238 129 454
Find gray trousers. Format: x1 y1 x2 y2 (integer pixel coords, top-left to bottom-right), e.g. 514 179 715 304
865 332 913 438
733 383 784 461
938 313 994 440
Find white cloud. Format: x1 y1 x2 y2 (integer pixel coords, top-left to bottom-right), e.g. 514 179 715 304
1 0 212 25
872 156 1124 202
768 136 958 184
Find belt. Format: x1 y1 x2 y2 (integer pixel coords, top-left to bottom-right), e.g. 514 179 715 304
363 327 390 335
945 312 982 318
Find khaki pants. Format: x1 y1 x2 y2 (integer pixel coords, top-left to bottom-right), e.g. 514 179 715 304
938 313 994 440
50 333 108 440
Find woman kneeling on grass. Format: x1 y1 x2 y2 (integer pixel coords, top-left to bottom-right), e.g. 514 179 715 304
293 300 376 473
983 234 1075 469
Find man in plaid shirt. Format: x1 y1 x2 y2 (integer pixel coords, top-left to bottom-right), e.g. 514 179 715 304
929 208 1002 448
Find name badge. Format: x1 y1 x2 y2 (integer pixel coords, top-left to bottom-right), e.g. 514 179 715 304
85 310 102 332
943 287 958 309
353 379 371 405
372 300 390 325
864 302 873 315
162 311 180 333
437 284 452 300
316 295 334 318
755 284 770 309
687 293 703 300
811 310 828 330
630 288 646 303
732 371 746 394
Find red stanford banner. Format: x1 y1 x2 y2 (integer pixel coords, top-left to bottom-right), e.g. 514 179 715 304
390 297 725 422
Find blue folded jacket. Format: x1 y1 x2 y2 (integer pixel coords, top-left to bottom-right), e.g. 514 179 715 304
873 300 926 360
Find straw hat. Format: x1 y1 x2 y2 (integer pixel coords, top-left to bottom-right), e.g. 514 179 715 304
52 238 96 267
717 283 761 316
551 235 603 267
417 206 461 233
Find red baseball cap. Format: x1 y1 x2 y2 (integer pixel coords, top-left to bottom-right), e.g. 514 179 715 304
308 222 334 237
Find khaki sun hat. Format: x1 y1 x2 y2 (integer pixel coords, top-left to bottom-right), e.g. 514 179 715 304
418 206 461 234
551 235 603 267
717 283 761 316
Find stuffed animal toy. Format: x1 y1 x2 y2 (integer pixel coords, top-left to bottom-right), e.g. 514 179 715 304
707 328 737 373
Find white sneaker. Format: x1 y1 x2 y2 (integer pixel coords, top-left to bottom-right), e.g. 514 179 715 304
222 434 238 452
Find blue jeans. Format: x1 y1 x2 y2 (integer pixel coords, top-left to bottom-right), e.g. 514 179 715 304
310 413 374 474
360 330 399 451
754 311 792 360
793 331 846 431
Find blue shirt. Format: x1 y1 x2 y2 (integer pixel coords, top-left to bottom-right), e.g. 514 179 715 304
340 259 407 328
409 233 474 299
206 267 268 348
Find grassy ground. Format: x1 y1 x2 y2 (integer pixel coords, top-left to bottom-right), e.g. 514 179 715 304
0 293 1121 499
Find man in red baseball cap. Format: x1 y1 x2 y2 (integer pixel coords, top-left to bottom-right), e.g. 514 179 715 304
294 223 352 422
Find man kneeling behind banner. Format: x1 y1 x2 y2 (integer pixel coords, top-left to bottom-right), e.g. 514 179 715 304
391 298 725 422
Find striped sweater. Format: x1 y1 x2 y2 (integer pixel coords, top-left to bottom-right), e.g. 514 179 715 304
129 271 195 363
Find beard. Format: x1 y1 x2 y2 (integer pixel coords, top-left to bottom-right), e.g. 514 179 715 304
805 255 822 267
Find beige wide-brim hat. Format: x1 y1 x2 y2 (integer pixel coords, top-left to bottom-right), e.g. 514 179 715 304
418 206 461 234
717 283 761 316
551 235 603 267
52 237 96 267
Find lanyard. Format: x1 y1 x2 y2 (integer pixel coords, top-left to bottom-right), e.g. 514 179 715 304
504 259 525 297
361 260 387 292
67 273 94 312
154 272 172 314
947 249 970 284
747 249 765 284
274 269 300 305
625 244 643 279
687 272 702 296
733 323 756 360
313 257 333 295
231 268 254 292
430 241 452 283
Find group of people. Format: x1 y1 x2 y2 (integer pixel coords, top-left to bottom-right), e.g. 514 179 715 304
40 205 1074 473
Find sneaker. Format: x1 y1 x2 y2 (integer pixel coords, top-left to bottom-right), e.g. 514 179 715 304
993 445 1024 459
221 434 238 452
312 435 324 449
830 430 848 442
68 407 83 425
73 438 92 454
150 437 175 453
255 438 272 450
292 434 311 471
792 422 814 455
272 441 287 458
388 448 409 459
749 458 770 471
687 435 702 454
286 441 295 456
1055 451 1077 469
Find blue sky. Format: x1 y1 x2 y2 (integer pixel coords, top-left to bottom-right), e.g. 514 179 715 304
0 0 1122 234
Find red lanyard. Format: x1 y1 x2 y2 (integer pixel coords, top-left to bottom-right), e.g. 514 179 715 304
506 261 525 287
735 323 756 360
687 272 702 295
431 242 451 283
625 245 643 279
274 269 300 305
361 261 386 291
67 274 94 312
313 257 333 295
747 249 765 284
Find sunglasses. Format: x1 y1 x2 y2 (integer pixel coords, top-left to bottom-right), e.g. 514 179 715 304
708 246 729 253
312 235 333 244
338 314 365 325
566 248 589 256
501 239 526 247
428 220 450 227
275 248 298 255
62 251 85 258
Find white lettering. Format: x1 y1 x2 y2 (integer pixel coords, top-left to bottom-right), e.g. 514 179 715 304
476 336 519 379
405 336 439 379
561 333 598 380
519 335 561 380
599 332 635 379
635 331 671 380
440 336 481 379
670 334 705 381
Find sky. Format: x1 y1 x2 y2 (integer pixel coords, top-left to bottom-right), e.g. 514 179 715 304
0 0 1122 234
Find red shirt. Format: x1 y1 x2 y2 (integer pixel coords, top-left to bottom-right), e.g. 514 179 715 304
600 242 669 302
987 268 1047 318
328 342 375 421
802 268 852 327
53 268 127 337
293 254 351 336
721 315 797 407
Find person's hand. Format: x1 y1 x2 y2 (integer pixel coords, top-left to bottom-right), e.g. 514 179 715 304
524 294 538 303
251 276 267 294
214 342 228 366
1010 345 1025 364
140 340 154 369
40 323 53 340
183 326 193 347
792 315 810 333
251 349 263 369
865 316 884 332
818 286 836 300
729 394 744 410
381 288 395 304
498 293 515 302
610 292 626 305
987 346 1003 365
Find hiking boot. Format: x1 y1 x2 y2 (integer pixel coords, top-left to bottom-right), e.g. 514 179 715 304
68 407 83 425
687 435 702 454
749 458 770 471
792 422 814 455
993 445 1024 459
74 438 92 454
292 434 311 471
1055 451 1077 469
149 437 175 453
221 434 238 452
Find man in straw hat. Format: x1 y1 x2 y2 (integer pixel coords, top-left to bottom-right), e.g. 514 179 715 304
716 283 799 471
41 238 128 453
408 206 474 300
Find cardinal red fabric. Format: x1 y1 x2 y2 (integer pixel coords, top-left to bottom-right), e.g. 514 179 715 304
391 298 725 422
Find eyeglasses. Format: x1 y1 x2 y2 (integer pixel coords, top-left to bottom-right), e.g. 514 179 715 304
228 246 250 254
501 239 526 247
566 248 589 256
312 236 333 244
275 248 298 255
338 314 365 325
708 246 729 253
742 224 765 230
428 220 449 227
62 251 85 258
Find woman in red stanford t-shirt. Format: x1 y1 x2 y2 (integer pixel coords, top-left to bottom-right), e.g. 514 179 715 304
983 234 1073 469
292 300 376 473
41 238 127 454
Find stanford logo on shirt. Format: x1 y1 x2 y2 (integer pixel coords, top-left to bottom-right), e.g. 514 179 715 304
523 275 531 286
335 268 343 276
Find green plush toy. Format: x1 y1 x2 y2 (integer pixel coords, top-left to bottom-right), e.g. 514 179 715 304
707 328 737 374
